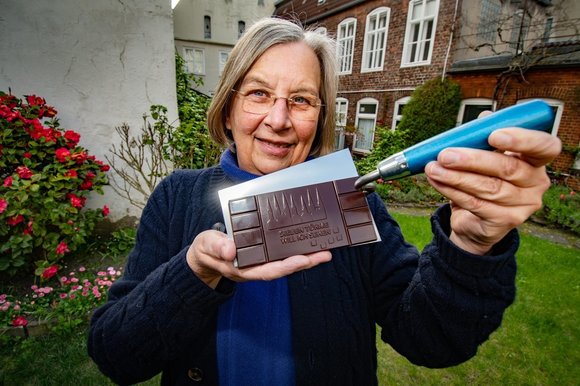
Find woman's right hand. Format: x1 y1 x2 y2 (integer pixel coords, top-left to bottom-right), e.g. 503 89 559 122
186 230 332 289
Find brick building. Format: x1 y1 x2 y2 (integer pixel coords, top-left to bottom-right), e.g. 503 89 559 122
274 0 580 189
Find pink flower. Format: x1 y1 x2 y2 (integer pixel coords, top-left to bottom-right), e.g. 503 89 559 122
56 242 70 255
55 147 71 163
59 293 67 299
0 198 7 214
12 315 28 327
42 265 59 279
79 266 86 272
571 191 576 197
3 176 13 187
16 166 33 179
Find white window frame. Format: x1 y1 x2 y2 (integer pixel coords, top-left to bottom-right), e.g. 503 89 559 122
183 47 205 75
334 97 348 150
337 18 357 75
401 0 440 67
392 96 411 130
218 51 229 75
362 7 391 73
456 98 496 126
353 98 379 154
517 98 564 136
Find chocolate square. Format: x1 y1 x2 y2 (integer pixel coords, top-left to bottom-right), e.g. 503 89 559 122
228 176 378 268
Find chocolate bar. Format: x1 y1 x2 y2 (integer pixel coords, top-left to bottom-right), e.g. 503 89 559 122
228 177 378 268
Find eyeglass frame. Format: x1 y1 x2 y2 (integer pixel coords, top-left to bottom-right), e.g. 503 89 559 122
231 89 324 121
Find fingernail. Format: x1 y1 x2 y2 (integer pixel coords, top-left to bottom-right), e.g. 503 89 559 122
440 150 460 165
493 132 512 147
427 163 444 177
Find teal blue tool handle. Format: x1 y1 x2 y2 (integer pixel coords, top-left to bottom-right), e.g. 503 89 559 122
405 99 555 174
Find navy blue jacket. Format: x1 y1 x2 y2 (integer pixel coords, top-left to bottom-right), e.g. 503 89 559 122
88 165 518 385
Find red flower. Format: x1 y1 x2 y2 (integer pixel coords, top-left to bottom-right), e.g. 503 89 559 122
23 220 34 235
3 176 13 187
7 215 24 226
96 160 110 172
16 166 33 179
64 169 78 178
85 172 96 180
102 205 110 217
42 264 59 279
64 130 81 147
67 193 85 209
80 180 93 190
23 152 32 159
55 147 70 163
26 95 46 107
12 316 28 327
55 242 70 255
0 198 7 214
71 151 88 165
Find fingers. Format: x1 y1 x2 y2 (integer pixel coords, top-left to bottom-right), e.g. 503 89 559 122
187 230 332 286
488 128 562 167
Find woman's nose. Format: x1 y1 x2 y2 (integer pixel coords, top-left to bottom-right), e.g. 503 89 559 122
264 98 292 130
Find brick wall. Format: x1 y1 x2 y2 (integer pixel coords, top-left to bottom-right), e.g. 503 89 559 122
276 0 460 132
449 68 580 190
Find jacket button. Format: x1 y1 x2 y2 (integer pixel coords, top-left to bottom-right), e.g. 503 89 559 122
188 367 203 382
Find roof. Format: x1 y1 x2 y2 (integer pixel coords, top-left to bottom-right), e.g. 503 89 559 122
449 40 580 73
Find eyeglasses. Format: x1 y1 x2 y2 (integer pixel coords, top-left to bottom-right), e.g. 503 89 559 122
232 89 323 121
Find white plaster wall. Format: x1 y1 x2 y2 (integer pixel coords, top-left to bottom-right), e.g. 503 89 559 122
0 0 178 221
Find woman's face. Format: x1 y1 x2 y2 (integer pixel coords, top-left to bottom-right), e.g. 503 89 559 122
226 41 322 175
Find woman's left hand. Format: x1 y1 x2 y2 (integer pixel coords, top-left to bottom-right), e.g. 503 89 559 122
424 128 562 255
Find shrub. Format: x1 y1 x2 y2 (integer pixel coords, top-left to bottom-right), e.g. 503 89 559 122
0 264 121 333
535 185 579 235
397 76 461 146
355 126 408 176
0 92 109 275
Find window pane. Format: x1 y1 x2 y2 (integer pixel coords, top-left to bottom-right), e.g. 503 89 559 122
462 105 491 124
359 104 377 114
355 119 374 151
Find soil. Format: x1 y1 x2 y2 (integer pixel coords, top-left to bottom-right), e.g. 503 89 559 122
389 204 580 249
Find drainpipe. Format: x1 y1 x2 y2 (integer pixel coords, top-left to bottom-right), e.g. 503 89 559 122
442 0 461 80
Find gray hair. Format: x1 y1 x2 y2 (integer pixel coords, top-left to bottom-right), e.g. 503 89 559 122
207 17 338 157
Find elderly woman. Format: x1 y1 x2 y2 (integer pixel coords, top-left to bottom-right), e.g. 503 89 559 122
88 18 561 386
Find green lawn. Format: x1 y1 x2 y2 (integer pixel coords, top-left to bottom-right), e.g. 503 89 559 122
0 212 578 385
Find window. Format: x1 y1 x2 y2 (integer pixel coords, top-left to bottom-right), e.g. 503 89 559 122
183 47 205 75
204 15 211 39
219 51 229 75
543 17 554 43
517 98 564 136
478 0 501 43
362 7 390 72
334 98 348 150
353 98 378 153
401 0 439 66
456 98 495 125
238 21 246 38
392 97 411 130
337 18 357 74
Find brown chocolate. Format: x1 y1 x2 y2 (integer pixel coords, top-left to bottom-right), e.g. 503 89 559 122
228 177 378 268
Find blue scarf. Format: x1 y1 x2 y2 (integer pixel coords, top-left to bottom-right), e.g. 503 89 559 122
217 148 295 386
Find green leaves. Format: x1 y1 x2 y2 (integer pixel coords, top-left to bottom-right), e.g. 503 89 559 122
0 91 110 275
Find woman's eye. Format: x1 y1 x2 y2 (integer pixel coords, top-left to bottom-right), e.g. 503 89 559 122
248 90 268 98
292 96 310 105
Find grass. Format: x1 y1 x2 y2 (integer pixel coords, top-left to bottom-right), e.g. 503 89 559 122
0 212 578 385
376 212 580 385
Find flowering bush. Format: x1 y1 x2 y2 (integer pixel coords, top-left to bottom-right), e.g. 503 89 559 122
535 185 580 235
0 91 109 275
0 264 121 333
